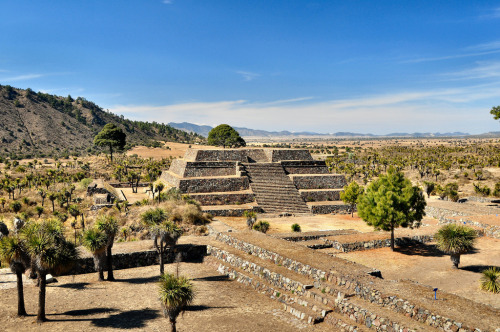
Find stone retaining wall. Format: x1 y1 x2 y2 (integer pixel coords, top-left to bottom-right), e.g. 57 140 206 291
325 235 433 253
425 206 500 239
177 177 249 193
169 160 238 177
202 206 261 217
280 161 329 174
300 190 341 202
291 175 346 190
190 192 255 205
67 244 206 275
310 204 350 214
208 244 417 331
265 149 313 162
214 232 479 332
275 230 358 242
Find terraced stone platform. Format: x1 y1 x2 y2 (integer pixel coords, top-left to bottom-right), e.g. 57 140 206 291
203 224 500 331
160 148 349 216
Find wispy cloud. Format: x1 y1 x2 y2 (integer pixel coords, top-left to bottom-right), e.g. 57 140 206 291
110 83 500 135
441 61 500 81
236 71 260 81
162 0 173 4
466 40 500 51
479 7 500 19
0 73 44 82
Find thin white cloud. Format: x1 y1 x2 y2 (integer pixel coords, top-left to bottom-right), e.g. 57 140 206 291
162 0 173 4
466 40 500 51
403 49 500 63
441 61 500 81
109 83 500 135
479 7 500 19
0 73 43 82
236 71 260 81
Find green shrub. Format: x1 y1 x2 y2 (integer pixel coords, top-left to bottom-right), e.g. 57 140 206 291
480 267 500 293
253 221 270 234
291 223 301 232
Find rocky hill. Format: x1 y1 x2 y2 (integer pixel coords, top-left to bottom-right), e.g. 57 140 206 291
0 85 204 159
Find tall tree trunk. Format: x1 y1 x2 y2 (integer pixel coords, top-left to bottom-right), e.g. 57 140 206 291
106 245 115 281
37 273 47 322
169 319 177 332
390 227 395 251
51 201 55 212
16 271 27 316
159 244 164 275
450 254 460 269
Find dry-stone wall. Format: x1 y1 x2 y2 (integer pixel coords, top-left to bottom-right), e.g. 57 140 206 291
265 149 313 162
177 177 249 193
300 190 341 202
291 175 346 190
67 244 206 275
325 235 433 253
281 161 329 174
425 206 500 239
213 232 482 332
190 192 255 205
310 204 350 214
169 160 237 177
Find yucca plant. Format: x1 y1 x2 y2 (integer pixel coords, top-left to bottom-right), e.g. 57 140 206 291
82 228 108 281
0 234 30 316
158 273 194 332
96 215 118 281
480 267 500 293
142 208 182 275
435 223 477 269
21 219 79 322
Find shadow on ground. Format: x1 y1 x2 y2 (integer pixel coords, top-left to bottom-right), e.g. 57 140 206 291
185 305 234 312
56 282 91 290
461 265 500 273
395 243 445 257
192 275 231 282
115 276 161 284
91 308 160 329
58 308 118 316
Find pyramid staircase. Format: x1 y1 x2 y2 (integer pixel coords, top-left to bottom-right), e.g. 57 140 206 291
243 163 310 214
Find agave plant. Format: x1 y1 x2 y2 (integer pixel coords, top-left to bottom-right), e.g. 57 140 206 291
82 228 108 281
158 273 194 332
480 267 500 293
435 224 477 269
0 234 30 316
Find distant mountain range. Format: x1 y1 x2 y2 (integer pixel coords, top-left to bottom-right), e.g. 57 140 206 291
168 122 480 138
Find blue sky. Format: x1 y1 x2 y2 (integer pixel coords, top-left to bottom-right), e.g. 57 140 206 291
1 1 500 134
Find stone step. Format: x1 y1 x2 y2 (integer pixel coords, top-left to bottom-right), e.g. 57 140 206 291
212 232 464 331
208 237 432 331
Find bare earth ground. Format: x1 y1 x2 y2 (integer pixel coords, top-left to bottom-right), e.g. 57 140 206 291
126 142 219 160
218 213 437 235
0 263 329 332
337 238 500 309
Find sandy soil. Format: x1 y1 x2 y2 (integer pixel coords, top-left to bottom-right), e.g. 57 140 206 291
337 238 500 309
126 142 219 160
218 214 437 235
0 262 329 332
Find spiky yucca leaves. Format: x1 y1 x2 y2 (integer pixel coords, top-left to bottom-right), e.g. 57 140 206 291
96 215 119 281
0 234 30 316
82 228 108 281
158 273 194 332
21 218 79 322
480 267 500 293
141 208 182 275
435 223 477 269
